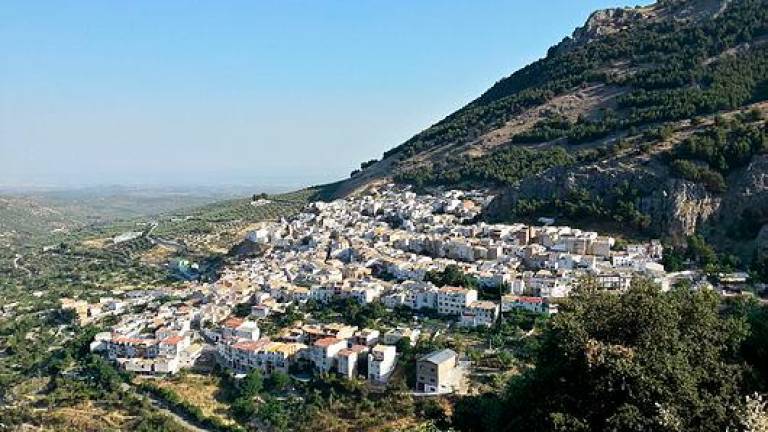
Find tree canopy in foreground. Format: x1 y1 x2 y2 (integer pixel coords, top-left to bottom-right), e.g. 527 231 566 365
456 279 767 432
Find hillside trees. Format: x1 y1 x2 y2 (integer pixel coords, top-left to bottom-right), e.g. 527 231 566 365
387 0 768 163
394 146 574 188
668 116 767 192
462 280 753 432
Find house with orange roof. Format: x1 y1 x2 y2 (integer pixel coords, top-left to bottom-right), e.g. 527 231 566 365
158 335 191 358
501 295 557 315
310 337 347 372
221 317 260 341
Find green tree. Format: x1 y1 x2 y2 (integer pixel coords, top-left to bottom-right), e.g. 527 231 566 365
266 371 291 392
238 369 263 398
232 302 251 318
490 280 749 432
426 264 478 288
741 302 768 391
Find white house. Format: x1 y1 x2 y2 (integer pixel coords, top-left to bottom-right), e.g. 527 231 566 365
368 344 397 384
310 337 347 372
437 287 478 316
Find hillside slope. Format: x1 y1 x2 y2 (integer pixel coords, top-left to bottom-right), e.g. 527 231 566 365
340 0 768 254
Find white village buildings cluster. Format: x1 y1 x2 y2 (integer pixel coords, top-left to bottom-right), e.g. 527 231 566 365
67 185 674 392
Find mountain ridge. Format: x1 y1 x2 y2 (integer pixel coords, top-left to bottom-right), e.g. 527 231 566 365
336 0 768 259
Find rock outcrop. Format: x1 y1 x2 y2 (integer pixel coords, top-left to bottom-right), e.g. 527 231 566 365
643 179 721 243
553 8 646 55
485 160 723 245
551 0 729 55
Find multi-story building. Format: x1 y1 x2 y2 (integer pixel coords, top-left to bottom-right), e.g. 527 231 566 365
403 282 439 310
337 349 357 379
437 287 478 315
353 328 380 347
416 349 463 393
221 318 261 341
368 344 396 384
501 295 557 315
218 339 272 372
259 341 306 374
596 272 633 291
107 337 157 360
217 338 306 375
460 300 499 327
158 335 190 358
310 337 347 372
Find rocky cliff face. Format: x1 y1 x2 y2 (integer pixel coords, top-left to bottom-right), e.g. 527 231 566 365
643 179 721 243
485 147 768 248
485 159 722 244
718 154 768 250
552 0 730 55
553 7 646 55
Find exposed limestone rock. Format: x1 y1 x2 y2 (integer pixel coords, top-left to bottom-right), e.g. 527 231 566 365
485 163 721 245
644 179 720 243
552 0 729 55
552 7 645 55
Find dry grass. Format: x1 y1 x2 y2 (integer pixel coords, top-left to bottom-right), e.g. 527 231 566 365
138 244 176 265
136 373 235 425
81 238 110 249
43 401 135 431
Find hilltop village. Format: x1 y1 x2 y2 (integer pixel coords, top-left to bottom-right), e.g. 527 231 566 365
63 186 695 393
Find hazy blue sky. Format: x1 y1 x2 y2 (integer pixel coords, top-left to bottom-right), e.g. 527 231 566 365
1 0 650 189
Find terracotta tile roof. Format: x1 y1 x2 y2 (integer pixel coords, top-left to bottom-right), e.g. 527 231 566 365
314 337 343 348
509 296 544 304
233 339 271 352
161 336 184 345
223 317 245 328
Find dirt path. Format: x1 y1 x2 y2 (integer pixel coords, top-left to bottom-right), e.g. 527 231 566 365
135 386 214 432
13 254 32 276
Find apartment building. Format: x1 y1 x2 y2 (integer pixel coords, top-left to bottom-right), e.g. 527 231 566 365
437 287 478 315
337 345 370 379
416 349 463 394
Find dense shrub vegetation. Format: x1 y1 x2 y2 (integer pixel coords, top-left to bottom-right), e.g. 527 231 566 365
667 116 767 191
505 182 652 232
388 0 768 191
394 146 574 187
668 158 727 192
452 280 768 432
